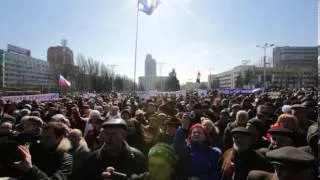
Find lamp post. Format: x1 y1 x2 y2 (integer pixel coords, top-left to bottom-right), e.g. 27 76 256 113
107 64 117 91
256 43 274 89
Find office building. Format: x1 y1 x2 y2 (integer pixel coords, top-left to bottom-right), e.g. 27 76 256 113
273 46 317 69
212 65 316 89
2 49 56 89
47 46 74 65
145 54 156 76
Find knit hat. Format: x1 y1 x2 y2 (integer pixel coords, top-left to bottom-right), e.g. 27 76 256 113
148 143 178 168
187 123 212 146
281 105 291 113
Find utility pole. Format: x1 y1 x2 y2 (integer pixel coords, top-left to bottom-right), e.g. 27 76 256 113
256 43 274 89
107 64 117 91
157 62 166 90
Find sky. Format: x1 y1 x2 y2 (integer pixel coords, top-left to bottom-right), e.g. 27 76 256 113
0 0 317 84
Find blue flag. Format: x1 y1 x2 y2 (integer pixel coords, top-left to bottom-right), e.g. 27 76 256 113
138 0 161 15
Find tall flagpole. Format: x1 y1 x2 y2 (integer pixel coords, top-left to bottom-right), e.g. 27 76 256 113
133 1 140 97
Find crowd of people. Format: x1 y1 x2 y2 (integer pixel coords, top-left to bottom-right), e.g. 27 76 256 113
0 88 318 180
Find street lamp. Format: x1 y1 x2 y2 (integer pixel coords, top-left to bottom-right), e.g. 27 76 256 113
107 64 117 91
208 68 214 89
256 43 274 89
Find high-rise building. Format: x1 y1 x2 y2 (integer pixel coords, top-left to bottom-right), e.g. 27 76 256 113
145 54 156 76
47 46 74 65
272 46 317 68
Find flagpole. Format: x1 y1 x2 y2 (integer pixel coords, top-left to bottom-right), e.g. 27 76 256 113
133 1 139 97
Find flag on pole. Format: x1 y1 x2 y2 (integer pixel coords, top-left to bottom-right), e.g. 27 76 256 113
196 71 201 83
138 0 162 15
58 75 71 88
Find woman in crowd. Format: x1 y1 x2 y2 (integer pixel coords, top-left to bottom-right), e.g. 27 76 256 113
174 113 221 180
201 117 223 150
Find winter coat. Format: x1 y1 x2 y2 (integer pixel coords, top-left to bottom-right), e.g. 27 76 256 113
220 148 274 180
21 140 73 180
74 141 147 180
173 127 221 180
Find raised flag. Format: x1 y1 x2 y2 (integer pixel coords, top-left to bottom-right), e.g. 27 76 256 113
58 75 71 88
196 71 201 84
138 0 161 15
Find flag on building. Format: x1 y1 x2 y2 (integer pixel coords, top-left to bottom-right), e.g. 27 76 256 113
196 71 201 83
138 0 162 15
58 75 71 88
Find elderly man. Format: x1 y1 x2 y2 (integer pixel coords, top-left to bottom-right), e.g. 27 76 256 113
75 118 147 180
220 127 274 180
248 147 316 180
223 110 249 150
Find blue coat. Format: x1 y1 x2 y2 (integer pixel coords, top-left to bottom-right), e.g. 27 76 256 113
173 127 221 180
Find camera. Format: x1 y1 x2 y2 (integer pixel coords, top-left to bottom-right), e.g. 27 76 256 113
0 131 40 164
189 111 196 119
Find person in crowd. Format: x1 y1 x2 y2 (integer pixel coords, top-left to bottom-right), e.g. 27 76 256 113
121 109 132 121
215 109 231 134
126 118 146 153
143 114 164 153
229 103 240 121
85 116 105 150
298 122 318 157
135 109 148 126
22 116 43 134
68 128 90 176
75 118 147 180
201 117 222 150
223 110 249 150
174 113 221 180
220 127 274 180
106 106 121 120
157 116 180 145
0 121 13 134
51 113 71 128
122 143 179 180
257 127 295 156
12 121 73 179
246 118 270 150
290 104 313 145
248 146 316 180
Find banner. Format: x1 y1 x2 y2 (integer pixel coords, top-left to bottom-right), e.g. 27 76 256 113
218 88 264 95
137 90 187 100
82 93 97 99
0 93 59 102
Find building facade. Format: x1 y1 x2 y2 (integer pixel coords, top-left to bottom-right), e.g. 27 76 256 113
139 76 168 90
145 54 156 76
2 49 56 89
47 46 74 65
273 46 317 69
212 65 316 89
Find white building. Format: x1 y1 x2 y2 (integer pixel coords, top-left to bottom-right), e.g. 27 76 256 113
139 76 168 90
3 50 56 89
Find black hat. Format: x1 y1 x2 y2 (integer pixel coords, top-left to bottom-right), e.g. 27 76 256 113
268 127 293 137
232 127 255 135
247 118 263 130
266 146 315 167
306 123 318 144
291 104 306 110
302 100 316 107
102 118 127 130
